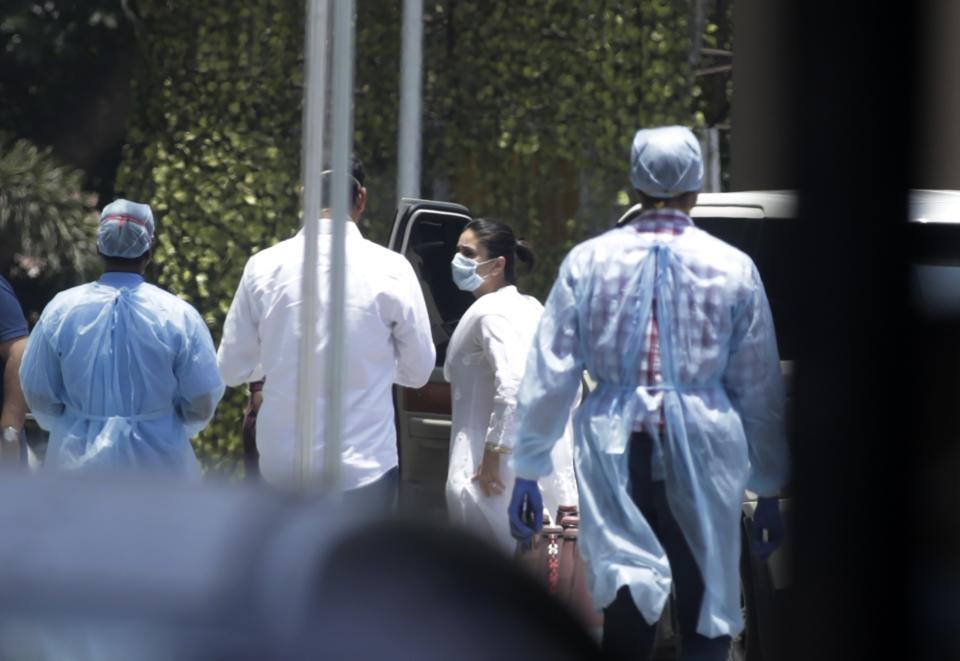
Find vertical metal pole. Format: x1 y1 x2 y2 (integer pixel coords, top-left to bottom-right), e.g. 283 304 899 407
324 0 355 495
296 0 329 490
699 127 721 193
397 0 423 201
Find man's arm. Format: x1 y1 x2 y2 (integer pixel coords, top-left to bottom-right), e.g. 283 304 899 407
175 308 226 438
390 259 436 389
217 265 265 387
0 337 26 463
721 263 790 497
18 318 65 432
0 276 31 462
0 275 29 433
510 255 585 480
0 336 26 430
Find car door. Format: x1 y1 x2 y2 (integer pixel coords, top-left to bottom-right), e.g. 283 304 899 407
691 194 798 661
388 198 475 517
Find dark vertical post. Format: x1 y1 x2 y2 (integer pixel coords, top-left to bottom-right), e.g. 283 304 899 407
911 3 960 658
789 2 917 660
731 0 796 190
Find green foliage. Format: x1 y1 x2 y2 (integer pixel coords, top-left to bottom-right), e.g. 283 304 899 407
115 0 305 476
0 0 132 143
694 0 734 189
0 133 99 279
115 0 701 474
352 0 403 244
356 0 697 298
414 0 695 299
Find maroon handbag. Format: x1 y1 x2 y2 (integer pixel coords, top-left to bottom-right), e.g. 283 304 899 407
515 506 603 629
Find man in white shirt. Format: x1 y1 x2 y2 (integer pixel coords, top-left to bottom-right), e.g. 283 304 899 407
217 157 435 507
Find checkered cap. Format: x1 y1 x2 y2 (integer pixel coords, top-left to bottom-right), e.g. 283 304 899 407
629 126 703 198
97 199 155 259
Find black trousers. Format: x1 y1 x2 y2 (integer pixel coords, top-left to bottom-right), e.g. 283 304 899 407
602 433 731 661
342 465 399 513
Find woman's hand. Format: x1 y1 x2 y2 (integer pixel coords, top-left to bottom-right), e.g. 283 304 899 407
472 448 505 497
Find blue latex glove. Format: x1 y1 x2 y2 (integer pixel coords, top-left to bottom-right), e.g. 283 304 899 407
751 497 784 561
508 478 543 542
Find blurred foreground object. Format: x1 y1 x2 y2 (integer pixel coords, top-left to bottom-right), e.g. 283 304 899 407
0 471 602 660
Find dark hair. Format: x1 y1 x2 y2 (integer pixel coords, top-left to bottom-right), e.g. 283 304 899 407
100 248 150 268
319 155 366 207
100 250 151 270
637 190 697 209
464 217 535 285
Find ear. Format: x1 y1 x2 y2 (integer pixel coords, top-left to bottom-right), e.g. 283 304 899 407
353 186 367 219
490 255 507 277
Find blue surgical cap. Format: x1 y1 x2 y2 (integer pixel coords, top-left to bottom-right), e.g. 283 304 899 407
629 126 704 199
97 199 155 259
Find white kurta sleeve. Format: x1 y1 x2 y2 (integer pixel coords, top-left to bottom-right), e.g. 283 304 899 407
479 313 522 453
511 255 585 479
722 263 790 497
389 259 436 389
217 264 264 387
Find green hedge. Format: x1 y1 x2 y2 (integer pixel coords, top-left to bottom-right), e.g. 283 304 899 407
115 1 305 476
0 133 100 282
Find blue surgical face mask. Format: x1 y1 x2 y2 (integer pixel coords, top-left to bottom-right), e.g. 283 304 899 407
451 252 495 292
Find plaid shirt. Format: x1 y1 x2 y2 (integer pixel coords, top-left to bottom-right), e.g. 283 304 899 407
580 207 697 432
630 209 691 430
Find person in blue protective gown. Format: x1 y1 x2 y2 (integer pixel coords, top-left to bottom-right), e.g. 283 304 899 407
506 126 789 660
18 199 225 477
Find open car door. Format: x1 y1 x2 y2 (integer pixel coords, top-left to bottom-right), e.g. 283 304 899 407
388 198 475 516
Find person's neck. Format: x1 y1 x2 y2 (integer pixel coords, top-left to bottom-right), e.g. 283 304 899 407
473 279 510 298
640 192 695 214
101 262 146 276
646 202 691 214
319 208 358 222
104 267 144 275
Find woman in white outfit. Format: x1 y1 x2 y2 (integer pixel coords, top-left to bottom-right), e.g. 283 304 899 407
445 218 578 552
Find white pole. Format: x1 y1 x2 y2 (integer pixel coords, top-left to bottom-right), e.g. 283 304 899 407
397 0 423 201
324 0 355 495
296 0 329 491
699 127 722 193
710 128 721 192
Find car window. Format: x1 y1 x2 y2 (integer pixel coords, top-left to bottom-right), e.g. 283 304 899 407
696 215 801 361
403 216 475 365
753 219 803 361
911 263 960 317
693 216 762 258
